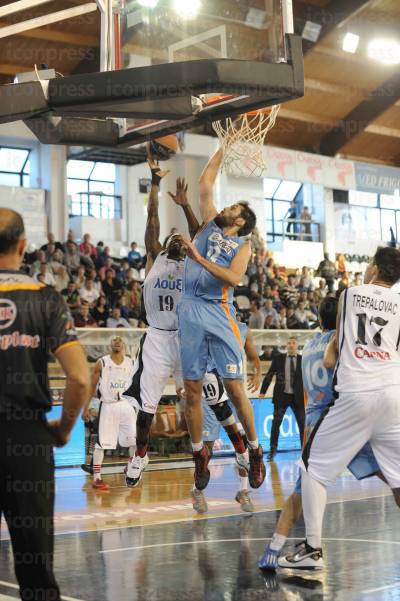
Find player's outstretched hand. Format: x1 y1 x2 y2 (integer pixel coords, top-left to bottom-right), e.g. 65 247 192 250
147 155 170 181
247 372 261 393
168 177 188 207
47 419 71 448
176 235 202 263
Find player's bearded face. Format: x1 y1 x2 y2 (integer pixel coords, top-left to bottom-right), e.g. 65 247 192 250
215 205 242 229
167 237 185 260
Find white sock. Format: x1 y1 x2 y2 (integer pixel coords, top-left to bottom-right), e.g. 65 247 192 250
270 533 287 552
239 476 248 491
192 441 203 452
248 438 259 450
301 469 327 549
93 448 104 481
128 445 136 460
192 484 198 492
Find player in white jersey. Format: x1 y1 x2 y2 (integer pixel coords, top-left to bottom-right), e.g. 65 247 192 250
284 246 400 569
82 336 136 491
124 157 200 487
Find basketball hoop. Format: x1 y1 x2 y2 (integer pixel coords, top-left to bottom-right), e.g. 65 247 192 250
212 104 280 177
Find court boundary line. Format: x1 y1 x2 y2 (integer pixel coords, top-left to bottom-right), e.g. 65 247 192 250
99 536 400 554
49 491 391 536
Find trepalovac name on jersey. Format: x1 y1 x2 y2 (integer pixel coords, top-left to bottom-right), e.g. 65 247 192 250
352 294 398 315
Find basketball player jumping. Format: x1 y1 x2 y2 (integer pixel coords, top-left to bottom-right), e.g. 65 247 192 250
259 297 389 570
280 247 400 569
83 336 136 490
193 323 262 514
177 146 266 491
123 158 198 487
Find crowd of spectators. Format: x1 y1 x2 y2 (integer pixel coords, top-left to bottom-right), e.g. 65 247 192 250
22 227 369 336
22 231 146 329
235 228 368 331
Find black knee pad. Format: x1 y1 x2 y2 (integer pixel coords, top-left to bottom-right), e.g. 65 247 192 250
210 401 233 424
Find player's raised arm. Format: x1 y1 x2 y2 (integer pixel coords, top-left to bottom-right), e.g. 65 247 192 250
199 148 223 224
145 157 169 275
180 236 251 288
168 177 200 239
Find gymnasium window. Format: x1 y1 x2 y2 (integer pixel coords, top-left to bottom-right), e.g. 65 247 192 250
0 147 30 187
67 160 122 219
348 189 400 242
264 178 302 242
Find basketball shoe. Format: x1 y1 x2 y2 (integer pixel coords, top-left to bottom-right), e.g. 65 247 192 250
192 488 208 514
126 454 149 488
235 489 254 513
258 544 280 570
248 445 266 488
92 479 109 491
278 541 324 569
193 445 211 491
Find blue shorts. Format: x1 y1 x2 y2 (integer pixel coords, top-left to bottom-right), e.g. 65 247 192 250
294 411 380 494
178 298 244 381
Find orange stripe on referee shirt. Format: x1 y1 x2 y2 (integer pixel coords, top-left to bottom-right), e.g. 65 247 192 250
221 285 243 350
0 283 45 291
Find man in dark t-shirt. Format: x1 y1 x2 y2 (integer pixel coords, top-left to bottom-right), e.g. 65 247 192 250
0 209 90 601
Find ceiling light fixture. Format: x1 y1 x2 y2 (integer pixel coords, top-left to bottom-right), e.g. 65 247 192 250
172 0 201 19
367 38 400 65
137 0 159 7
342 32 359 54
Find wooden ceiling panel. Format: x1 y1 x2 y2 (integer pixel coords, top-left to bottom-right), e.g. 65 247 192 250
340 132 400 166
267 119 331 151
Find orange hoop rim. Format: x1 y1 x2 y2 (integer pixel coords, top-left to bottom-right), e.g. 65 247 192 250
202 94 276 118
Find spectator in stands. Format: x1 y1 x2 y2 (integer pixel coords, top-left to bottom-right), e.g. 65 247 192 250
96 240 104 256
246 254 257 277
79 278 100 307
61 281 80 312
99 257 116 281
64 240 81 274
91 295 109 328
30 250 46 276
106 307 130 328
96 245 111 269
264 315 279 330
248 299 264 329
79 233 97 258
74 301 97 327
102 269 122 306
40 232 64 253
128 242 143 269
278 306 287 329
285 201 297 239
353 272 363 287
65 229 78 248
80 244 95 270
126 269 141 288
259 345 275 361
116 259 131 284
314 278 327 301
299 266 314 291
34 262 55 287
262 298 279 326
337 272 350 294
294 301 311 329
316 253 336 293
88 267 102 293
54 265 69 293
300 206 312 240
287 305 302 329
336 253 346 277
44 242 56 263
50 249 64 273
128 280 142 318
280 274 299 307
74 265 86 289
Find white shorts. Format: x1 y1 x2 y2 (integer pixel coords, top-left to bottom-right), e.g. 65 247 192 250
299 386 400 489
96 399 137 450
126 328 182 415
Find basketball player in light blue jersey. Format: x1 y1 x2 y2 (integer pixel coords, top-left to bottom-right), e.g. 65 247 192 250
177 147 266 492
259 297 381 571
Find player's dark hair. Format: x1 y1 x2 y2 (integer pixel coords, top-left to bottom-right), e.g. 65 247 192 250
238 202 256 237
0 209 25 254
319 297 338 331
373 246 400 285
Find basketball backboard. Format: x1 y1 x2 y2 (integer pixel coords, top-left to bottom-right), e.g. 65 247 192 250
0 0 303 148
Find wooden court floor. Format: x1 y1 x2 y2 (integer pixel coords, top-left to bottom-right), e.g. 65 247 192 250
1 452 400 601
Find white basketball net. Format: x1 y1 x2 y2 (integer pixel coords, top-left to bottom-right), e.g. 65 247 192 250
212 105 280 177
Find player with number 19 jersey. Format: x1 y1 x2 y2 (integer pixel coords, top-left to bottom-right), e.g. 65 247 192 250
124 251 184 415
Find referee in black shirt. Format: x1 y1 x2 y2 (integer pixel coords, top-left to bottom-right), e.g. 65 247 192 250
0 209 90 601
